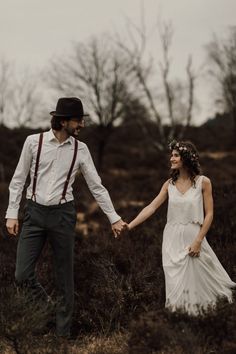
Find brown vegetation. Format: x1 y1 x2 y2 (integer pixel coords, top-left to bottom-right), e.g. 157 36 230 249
0 123 235 353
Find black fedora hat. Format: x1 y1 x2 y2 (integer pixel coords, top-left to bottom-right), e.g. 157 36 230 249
50 97 89 118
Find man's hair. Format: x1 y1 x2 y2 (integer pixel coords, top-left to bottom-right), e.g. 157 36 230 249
51 116 64 130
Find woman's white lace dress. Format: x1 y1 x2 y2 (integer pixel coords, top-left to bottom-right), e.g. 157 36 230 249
162 176 235 315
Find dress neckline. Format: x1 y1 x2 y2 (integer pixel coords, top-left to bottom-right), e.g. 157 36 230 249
174 175 202 196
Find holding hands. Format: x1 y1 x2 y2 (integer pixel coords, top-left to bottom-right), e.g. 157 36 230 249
111 219 127 237
111 219 130 238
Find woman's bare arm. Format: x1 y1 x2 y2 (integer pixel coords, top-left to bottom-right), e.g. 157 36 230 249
189 176 214 256
128 180 169 230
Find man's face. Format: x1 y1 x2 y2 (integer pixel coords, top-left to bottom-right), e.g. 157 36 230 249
62 117 85 138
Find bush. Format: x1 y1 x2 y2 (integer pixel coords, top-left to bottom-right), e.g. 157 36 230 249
129 298 236 354
1 124 236 352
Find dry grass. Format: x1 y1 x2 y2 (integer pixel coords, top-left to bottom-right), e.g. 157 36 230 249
70 332 129 354
0 332 129 354
0 124 236 353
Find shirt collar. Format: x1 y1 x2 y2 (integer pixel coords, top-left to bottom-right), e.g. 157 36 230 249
46 129 73 145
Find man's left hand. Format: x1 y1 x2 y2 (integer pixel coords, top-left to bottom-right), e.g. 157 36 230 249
111 219 127 238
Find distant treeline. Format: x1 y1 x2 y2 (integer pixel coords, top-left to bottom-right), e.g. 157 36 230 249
0 111 234 181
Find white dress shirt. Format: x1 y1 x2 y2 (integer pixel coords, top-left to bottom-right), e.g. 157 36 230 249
6 129 121 224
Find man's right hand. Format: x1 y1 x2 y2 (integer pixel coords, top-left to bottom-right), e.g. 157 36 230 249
6 218 19 236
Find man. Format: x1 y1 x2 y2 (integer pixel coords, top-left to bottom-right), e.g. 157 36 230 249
5 97 126 338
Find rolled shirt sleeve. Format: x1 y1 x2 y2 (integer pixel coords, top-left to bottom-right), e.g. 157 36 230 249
6 136 32 219
80 145 121 224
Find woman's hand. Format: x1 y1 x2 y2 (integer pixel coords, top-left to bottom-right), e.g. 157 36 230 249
118 223 130 236
188 239 201 257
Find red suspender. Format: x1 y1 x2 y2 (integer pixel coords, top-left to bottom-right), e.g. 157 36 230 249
60 138 78 203
31 132 44 201
31 134 78 204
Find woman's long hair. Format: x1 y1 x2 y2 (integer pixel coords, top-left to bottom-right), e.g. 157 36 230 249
169 140 202 186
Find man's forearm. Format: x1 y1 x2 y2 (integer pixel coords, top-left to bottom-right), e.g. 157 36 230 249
93 187 121 223
6 136 32 219
6 180 26 218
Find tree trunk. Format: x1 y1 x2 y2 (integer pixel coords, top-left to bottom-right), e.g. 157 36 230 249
96 125 113 172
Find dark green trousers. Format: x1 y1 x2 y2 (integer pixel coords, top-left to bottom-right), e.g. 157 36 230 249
15 199 77 336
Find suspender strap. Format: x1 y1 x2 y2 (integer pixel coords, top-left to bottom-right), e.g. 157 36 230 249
60 138 78 203
31 132 44 201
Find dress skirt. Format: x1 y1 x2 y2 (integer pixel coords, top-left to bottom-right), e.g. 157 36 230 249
162 222 235 315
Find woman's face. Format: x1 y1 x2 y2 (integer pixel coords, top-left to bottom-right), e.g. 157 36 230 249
170 149 183 170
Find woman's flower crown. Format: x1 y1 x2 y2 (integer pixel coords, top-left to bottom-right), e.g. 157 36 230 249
168 140 199 162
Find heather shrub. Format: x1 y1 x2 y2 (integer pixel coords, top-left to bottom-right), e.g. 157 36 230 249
129 298 236 354
0 125 235 352
72 227 165 335
0 284 55 353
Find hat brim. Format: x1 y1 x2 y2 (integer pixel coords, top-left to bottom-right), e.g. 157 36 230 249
50 111 90 117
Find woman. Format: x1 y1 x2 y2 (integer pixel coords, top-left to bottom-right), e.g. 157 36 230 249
127 140 235 315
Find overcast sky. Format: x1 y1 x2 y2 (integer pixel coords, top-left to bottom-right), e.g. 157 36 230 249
0 0 235 124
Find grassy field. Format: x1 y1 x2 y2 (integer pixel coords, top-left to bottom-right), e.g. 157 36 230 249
0 124 235 353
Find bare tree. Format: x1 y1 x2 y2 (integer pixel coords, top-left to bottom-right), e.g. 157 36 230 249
116 17 196 150
10 70 45 127
206 27 236 134
0 58 45 128
48 36 130 169
0 58 12 125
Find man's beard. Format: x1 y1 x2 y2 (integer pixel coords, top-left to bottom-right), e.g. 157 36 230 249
65 126 79 138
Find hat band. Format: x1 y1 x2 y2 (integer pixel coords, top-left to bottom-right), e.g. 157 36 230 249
50 111 89 117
